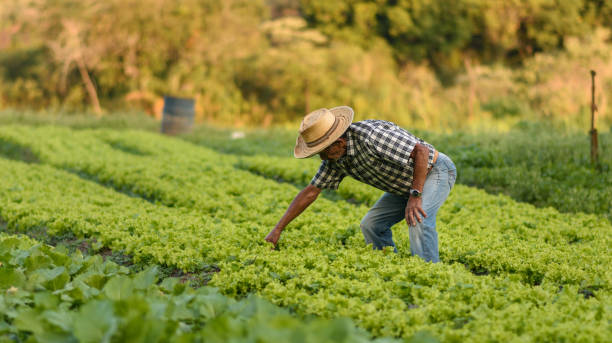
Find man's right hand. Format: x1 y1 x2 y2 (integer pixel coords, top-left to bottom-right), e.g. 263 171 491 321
265 228 282 247
265 185 321 249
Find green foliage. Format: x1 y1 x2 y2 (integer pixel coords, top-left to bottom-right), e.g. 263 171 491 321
184 124 297 156
0 109 159 131
0 0 268 119
0 125 610 341
232 154 612 289
427 127 612 221
302 0 591 71
0 234 396 343
184 121 612 221
1 1 612 127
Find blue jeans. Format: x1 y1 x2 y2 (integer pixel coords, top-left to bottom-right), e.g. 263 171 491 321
360 153 456 262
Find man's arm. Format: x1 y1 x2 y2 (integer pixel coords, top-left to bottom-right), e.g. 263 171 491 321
265 184 321 246
406 143 429 226
410 143 429 193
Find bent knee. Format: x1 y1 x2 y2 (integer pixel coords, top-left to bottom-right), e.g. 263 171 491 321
360 216 374 232
361 216 390 235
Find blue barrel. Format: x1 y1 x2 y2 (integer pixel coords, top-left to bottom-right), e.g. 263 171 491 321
160 96 195 135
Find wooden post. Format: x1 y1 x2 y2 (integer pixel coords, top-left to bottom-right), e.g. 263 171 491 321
590 70 599 165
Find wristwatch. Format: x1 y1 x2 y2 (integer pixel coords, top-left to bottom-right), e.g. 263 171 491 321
409 189 422 198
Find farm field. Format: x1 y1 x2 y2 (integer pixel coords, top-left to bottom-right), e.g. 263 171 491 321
185 124 612 221
0 122 611 342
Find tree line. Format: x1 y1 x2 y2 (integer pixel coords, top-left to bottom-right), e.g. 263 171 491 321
0 0 610 127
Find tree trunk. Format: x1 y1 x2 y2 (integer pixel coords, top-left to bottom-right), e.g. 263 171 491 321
76 56 102 116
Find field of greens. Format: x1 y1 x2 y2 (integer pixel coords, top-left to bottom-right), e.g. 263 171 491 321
0 122 610 342
186 123 612 221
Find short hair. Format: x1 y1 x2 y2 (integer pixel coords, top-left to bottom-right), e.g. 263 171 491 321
339 129 349 140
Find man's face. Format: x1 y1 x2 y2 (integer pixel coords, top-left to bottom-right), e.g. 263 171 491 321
319 138 346 161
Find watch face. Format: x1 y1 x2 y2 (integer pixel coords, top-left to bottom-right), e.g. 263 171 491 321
410 189 420 197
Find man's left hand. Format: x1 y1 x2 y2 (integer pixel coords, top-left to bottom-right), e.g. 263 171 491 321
405 196 427 226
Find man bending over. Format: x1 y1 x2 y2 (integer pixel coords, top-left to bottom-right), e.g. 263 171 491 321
265 106 456 262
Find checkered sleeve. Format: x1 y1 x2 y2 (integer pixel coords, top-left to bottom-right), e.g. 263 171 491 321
366 122 417 166
310 160 346 190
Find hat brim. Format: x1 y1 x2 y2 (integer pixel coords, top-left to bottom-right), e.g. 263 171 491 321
294 106 354 159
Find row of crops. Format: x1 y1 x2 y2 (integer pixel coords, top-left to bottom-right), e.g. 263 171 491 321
184 124 612 221
236 154 610 285
0 125 610 342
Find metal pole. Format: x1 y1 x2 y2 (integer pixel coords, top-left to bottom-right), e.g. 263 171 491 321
590 70 598 165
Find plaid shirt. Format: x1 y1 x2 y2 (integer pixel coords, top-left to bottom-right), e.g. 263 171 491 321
310 120 436 196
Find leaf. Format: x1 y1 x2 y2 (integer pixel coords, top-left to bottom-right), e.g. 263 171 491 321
10 249 31 267
195 292 231 321
29 266 70 291
33 292 59 309
132 266 158 290
45 267 70 291
103 275 134 301
43 309 72 331
76 271 107 290
73 280 100 302
121 316 168 343
0 268 26 289
14 308 46 335
24 252 53 272
73 300 117 343
168 301 195 322
0 237 22 253
159 277 179 293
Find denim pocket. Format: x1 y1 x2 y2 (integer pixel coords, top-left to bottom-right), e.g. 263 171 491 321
448 168 456 189
442 156 457 188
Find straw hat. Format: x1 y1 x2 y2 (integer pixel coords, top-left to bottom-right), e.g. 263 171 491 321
294 106 354 158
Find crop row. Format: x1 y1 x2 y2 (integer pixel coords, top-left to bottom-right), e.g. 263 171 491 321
235 153 611 289
0 126 610 341
184 125 612 220
431 130 612 221
0 233 394 343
